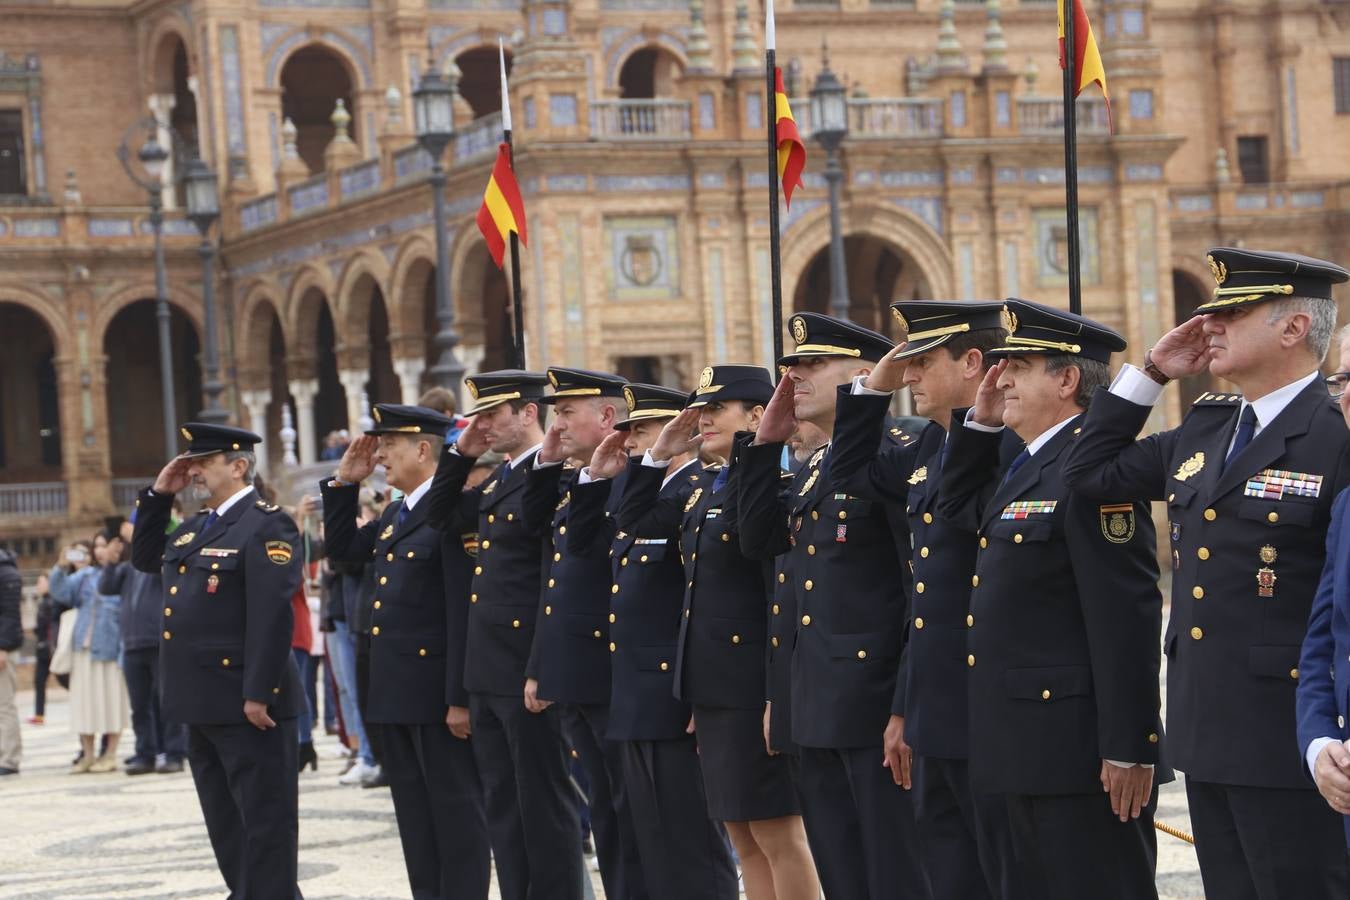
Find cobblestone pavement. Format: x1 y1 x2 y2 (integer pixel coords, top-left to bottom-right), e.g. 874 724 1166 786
0 686 1203 899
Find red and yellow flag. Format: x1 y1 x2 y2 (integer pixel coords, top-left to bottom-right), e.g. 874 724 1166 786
475 143 528 269
1058 0 1110 118
774 68 806 209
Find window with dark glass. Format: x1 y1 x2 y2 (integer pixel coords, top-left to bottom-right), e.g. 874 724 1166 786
0 109 25 195
1335 58 1350 115
1236 136 1269 184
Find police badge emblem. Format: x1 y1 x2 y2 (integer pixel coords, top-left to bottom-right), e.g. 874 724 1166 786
684 487 704 513
1099 504 1135 544
1174 452 1205 482
791 316 808 345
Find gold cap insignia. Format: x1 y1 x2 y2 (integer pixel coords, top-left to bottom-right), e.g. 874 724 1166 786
1001 308 1018 335
1206 254 1228 286
180 427 193 441
265 540 293 565
891 308 909 332
1174 451 1205 482
698 367 714 390
1259 544 1278 565
466 379 480 400
623 386 636 411
791 316 808 345
372 407 382 424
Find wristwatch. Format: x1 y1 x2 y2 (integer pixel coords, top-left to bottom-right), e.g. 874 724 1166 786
1142 350 1171 387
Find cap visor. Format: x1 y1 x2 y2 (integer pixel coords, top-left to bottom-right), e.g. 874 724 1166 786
464 397 513 416
179 448 226 459
892 335 952 360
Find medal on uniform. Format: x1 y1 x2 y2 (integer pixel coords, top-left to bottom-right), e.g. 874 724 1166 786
836 524 847 543
1257 545 1278 598
1174 452 1205 482
207 574 220 594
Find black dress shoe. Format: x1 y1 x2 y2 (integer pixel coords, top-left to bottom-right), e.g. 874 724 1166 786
0 767 18 776
125 759 157 776
298 741 318 773
156 758 185 774
360 769 389 788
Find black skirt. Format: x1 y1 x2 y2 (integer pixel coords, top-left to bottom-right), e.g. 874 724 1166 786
692 704 801 822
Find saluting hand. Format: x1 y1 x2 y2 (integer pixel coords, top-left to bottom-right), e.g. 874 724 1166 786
336 435 379 484
754 375 799 446
882 715 913 790
650 408 703 463
446 705 471 739
971 359 1009 428
1313 741 1350 815
152 456 193 495
538 421 566 465
1100 761 1153 822
589 431 630 480
455 416 491 459
864 340 910 394
244 699 276 731
1148 315 1210 379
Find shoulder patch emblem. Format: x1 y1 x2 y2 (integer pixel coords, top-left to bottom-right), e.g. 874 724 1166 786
684 487 704 513
462 533 480 558
1174 452 1205 482
907 466 928 486
1099 504 1135 544
173 531 196 547
265 541 293 564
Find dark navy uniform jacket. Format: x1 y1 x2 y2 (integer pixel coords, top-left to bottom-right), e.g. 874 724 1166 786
617 453 770 711
427 448 549 697
1065 380 1350 789
321 479 474 723
737 429 916 750
131 487 304 725
766 516 797 755
939 417 1168 796
523 464 623 706
570 461 704 741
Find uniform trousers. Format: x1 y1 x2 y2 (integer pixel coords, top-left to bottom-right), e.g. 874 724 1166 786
186 718 301 900
469 692 583 900
1005 788 1157 900
1186 777 1349 900
377 721 490 899
796 744 930 900
561 704 646 900
912 754 1023 900
618 736 738 900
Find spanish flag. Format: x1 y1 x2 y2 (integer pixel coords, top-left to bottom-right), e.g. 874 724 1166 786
774 68 806 209
1058 0 1110 118
476 143 528 269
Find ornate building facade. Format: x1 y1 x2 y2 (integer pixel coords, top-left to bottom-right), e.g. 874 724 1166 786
2 0 1349 562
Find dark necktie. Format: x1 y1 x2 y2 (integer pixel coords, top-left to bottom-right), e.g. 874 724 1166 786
202 510 219 532
1001 448 1031 486
396 502 411 528
1223 404 1258 471
712 466 730 493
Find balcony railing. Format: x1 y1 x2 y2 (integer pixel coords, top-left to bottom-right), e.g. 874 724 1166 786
0 482 67 518
111 478 149 512
590 100 692 141
1171 183 1341 217
790 98 943 139
287 174 330 217
455 112 503 162
1017 97 1110 135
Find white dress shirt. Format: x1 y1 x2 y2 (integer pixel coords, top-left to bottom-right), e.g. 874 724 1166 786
211 485 257 518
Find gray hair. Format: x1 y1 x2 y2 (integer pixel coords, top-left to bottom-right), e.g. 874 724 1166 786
1043 355 1112 411
1266 296 1337 362
223 450 257 483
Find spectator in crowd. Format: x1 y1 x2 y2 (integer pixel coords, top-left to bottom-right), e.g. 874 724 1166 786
417 387 466 443
28 571 64 725
51 532 130 774
321 430 353 461
101 517 186 775
328 488 381 786
0 544 22 776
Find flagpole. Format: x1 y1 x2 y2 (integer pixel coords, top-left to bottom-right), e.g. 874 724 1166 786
500 40 527 368
765 0 784 369
1061 0 1083 315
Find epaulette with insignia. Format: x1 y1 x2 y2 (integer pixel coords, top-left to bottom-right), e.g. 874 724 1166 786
254 499 281 513
779 470 796 483
1193 392 1242 406
892 430 915 445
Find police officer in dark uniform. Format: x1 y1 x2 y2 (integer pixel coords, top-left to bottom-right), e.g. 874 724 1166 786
938 300 1168 899
616 365 821 899
321 403 490 900
131 423 304 900
424 371 583 900
828 300 1025 899
582 383 738 900
522 367 645 900
1064 248 1350 898
735 313 929 900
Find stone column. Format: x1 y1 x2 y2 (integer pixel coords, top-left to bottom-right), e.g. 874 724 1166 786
459 344 487 381
336 369 369 436
239 389 271 473
288 379 320 464
392 357 426 405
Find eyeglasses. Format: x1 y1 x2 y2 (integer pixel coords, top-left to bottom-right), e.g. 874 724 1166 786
1325 372 1350 399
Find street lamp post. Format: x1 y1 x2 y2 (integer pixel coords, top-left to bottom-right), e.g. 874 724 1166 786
809 45 851 322
118 119 178 459
184 156 227 424
413 58 466 403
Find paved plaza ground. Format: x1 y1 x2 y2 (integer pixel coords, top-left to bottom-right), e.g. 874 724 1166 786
0 686 1204 899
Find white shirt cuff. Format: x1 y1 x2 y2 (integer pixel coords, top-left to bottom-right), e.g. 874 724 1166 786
962 408 1005 433
532 455 562 470
1109 364 1166 407
1307 736 1338 776
850 375 890 396
577 467 595 485
1104 759 1154 769
641 450 672 469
